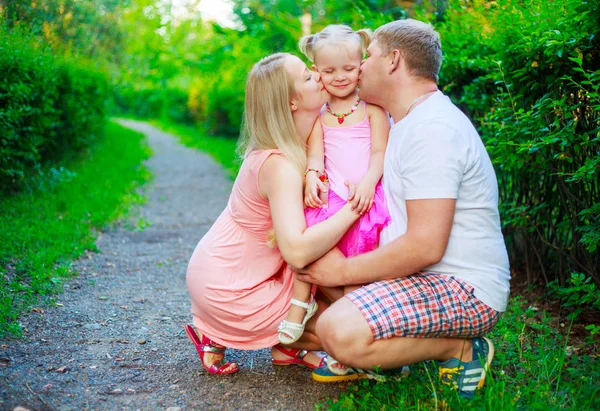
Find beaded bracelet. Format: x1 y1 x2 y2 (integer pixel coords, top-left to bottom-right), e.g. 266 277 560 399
303 168 320 178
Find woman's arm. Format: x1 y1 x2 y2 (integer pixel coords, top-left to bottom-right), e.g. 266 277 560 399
259 154 359 268
348 104 390 213
305 118 326 208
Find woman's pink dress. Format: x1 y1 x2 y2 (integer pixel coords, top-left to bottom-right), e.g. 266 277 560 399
305 103 391 257
186 149 293 350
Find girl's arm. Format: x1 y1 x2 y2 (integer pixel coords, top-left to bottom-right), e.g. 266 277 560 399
349 104 390 213
259 154 359 268
305 118 326 208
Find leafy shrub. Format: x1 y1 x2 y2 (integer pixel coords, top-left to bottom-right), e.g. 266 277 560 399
0 28 60 188
188 32 267 136
0 26 109 191
436 0 600 286
112 84 193 125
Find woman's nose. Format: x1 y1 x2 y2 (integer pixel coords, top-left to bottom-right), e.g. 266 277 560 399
315 71 321 82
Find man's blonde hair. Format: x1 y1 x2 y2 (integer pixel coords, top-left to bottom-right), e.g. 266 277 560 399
299 24 372 63
375 19 442 83
237 53 307 175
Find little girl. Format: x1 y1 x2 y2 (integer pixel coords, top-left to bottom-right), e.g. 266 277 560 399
278 25 391 351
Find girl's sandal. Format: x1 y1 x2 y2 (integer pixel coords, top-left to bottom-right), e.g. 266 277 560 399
277 298 318 345
184 324 238 375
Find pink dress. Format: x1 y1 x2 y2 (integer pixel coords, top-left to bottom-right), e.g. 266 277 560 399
186 149 294 350
305 103 391 257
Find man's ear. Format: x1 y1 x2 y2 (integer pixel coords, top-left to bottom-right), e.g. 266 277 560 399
389 49 401 74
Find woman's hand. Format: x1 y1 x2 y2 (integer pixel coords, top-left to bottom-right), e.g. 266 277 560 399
348 178 376 215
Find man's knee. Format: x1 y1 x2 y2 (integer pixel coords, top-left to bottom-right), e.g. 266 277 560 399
316 298 373 364
315 306 345 352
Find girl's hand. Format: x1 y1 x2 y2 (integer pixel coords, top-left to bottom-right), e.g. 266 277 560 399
348 179 376 215
304 173 328 208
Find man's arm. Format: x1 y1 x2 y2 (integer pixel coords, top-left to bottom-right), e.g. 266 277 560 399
294 197 456 287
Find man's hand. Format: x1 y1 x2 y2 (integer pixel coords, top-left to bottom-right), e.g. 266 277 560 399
293 247 349 287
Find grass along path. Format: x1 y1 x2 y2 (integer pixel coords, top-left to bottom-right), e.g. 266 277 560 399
158 122 600 410
0 121 151 337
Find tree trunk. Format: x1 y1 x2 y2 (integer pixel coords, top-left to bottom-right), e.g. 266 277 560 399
436 0 448 22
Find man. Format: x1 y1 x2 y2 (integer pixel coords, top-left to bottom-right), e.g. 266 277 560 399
295 19 510 398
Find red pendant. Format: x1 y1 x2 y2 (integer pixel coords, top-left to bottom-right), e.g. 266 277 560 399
337 116 344 124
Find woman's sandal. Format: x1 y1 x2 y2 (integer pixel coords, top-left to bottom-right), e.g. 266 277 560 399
277 298 318 344
184 324 238 375
271 345 327 369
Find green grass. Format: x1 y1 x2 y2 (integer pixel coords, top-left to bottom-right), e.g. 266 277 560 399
0 121 151 338
149 119 240 179
317 297 600 410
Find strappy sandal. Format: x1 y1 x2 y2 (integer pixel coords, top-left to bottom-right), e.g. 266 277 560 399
271 345 327 369
326 355 348 376
277 298 318 345
184 324 238 375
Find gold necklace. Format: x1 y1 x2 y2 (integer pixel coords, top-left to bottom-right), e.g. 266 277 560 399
405 90 437 115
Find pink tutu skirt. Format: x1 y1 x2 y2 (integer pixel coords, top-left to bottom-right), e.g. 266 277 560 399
304 182 391 257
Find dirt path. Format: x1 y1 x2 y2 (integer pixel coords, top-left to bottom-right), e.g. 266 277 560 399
0 120 342 410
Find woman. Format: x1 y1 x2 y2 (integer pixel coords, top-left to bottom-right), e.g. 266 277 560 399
185 53 359 374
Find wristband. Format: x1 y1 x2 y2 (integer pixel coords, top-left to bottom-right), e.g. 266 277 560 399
303 168 320 178
319 171 329 183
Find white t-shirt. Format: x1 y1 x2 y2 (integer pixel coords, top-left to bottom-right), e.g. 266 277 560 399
381 91 510 312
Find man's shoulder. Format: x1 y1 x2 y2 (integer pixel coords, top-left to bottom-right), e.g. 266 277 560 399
402 103 476 139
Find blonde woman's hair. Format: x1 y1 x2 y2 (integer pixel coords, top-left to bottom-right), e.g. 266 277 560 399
237 53 309 248
237 53 307 176
374 19 442 83
299 24 372 63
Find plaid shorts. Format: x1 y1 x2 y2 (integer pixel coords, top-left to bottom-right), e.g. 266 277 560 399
346 273 501 340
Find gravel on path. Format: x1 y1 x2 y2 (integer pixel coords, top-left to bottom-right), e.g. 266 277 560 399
0 120 344 410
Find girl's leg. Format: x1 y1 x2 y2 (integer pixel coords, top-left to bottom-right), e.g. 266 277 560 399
272 298 327 367
285 276 313 324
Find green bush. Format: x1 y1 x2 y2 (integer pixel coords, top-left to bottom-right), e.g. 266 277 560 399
0 28 59 188
188 31 269 137
0 26 109 191
436 0 600 287
112 84 194 125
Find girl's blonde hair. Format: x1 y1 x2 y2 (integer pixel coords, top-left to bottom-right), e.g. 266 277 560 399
237 52 307 176
299 24 372 63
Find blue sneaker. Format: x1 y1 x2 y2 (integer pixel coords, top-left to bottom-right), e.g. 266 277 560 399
437 337 495 398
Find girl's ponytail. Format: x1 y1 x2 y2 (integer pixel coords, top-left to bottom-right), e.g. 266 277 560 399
298 34 318 62
356 29 373 55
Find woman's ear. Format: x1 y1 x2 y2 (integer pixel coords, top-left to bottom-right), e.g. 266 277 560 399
290 101 298 111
